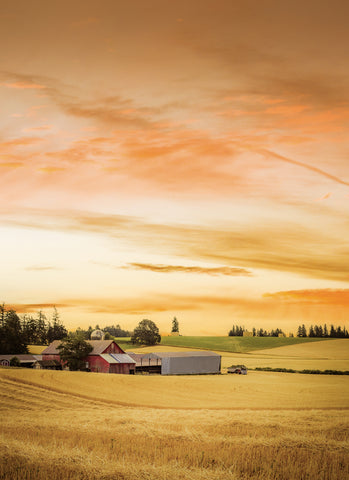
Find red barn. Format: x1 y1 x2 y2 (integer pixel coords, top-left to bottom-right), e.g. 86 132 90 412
42 340 136 374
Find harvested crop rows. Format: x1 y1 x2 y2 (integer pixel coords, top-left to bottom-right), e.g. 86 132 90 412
1 367 348 480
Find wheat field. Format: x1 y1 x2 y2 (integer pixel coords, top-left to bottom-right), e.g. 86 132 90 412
1 365 348 480
131 338 349 372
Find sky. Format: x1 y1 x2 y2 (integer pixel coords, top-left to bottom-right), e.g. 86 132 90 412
1 0 348 335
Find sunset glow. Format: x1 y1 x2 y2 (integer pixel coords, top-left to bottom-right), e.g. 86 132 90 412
1 0 348 334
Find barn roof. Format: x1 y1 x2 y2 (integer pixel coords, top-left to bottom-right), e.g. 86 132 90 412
127 351 220 366
128 353 161 367
100 353 136 364
42 340 122 355
0 354 38 363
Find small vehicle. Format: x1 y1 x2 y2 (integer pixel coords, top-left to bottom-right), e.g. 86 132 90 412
227 365 247 375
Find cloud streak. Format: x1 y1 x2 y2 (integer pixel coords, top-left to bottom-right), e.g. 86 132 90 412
259 149 349 187
125 263 252 277
24 265 59 271
7 303 68 313
264 289 349 306
4 81 45 89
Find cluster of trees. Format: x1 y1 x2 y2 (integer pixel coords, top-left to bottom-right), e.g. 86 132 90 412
131 319 161 346
1 300 162 358
297 324 349 338
254 328 285 337
228 325 285 337
0 305 67 354
104 324 132 337
57 334 93 371
69 324 131 340
229 323 349 338
228 325 245 336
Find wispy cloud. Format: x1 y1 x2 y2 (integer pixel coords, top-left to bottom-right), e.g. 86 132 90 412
24 265 59 271
23 125 53 132
1 207 348 282
4 81 45 89
0 162 23 169
264 289 349 306
0 136 44 147
7 303 67 313
33 294 256 315
38 167 66 173
125 263 252 276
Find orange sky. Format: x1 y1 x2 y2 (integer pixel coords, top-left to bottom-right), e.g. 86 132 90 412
1 0 348 334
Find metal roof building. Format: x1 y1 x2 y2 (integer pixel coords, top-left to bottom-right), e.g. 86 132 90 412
0 354 41 368
129 351 221 375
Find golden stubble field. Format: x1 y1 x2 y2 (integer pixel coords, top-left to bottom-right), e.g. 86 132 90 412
134 339 349 372
1 340 348 480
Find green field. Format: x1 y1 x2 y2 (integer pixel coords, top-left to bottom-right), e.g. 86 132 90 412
113 337 138 351
159 335 330 353
28 336 331 356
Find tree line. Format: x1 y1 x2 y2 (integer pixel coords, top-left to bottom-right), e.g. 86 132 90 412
0 304 142 355
228 325 286 337
228 323 349 338
296 324 349 338
69 324 132 341
0 305 67 354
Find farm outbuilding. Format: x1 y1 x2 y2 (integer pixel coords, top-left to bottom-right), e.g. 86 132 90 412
129 351 221 375
158 351 221 375
42 340 136 374
0 354 41 368
128 353 162 374
33 359 62 370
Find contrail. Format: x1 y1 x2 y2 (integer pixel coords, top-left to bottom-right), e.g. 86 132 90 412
259 149 349 187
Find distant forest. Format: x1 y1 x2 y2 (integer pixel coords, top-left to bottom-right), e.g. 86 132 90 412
228 324 349 338
0 304 131 354
295 323 348 338
0 304 67 354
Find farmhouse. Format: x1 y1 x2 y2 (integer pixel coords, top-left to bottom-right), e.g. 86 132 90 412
42 339 136 374
129 351 221 375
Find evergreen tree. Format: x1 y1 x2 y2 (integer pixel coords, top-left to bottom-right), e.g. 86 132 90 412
47 308 67 343
0 303 5 327
0 309 28 354
323 324 328 337
171 317 179 333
